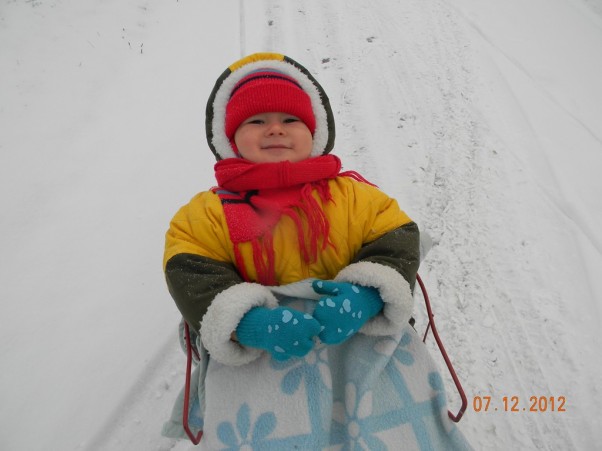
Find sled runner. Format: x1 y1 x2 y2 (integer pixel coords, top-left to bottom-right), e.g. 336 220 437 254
182 322 203 444
179 273 467 446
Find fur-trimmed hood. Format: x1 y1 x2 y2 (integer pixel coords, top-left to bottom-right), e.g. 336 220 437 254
205 52 336 160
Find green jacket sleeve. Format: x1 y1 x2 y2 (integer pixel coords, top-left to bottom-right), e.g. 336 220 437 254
352 222 420 292
165 253 243 333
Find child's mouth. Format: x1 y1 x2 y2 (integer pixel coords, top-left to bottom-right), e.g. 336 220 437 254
262 145 291 150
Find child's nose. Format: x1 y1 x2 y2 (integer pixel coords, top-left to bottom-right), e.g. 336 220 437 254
266 121 285 135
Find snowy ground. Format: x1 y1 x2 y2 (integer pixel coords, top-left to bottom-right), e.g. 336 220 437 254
1 0 601 450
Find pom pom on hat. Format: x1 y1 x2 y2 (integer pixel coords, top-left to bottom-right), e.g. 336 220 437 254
225 70 316 141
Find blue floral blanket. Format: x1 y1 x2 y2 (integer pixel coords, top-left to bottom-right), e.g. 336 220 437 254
163 281 472 450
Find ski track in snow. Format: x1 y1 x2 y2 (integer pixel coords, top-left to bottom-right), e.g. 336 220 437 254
2 1 601 450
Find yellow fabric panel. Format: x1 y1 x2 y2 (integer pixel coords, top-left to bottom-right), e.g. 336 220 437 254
163 177 412 283
228 53 285 72
163 191 234 269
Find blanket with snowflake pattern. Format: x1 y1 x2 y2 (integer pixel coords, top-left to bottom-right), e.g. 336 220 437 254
162 280 472 450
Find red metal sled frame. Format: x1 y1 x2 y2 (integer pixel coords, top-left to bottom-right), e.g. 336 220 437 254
417 273 467 422
183 322 203 445
181 273 467 444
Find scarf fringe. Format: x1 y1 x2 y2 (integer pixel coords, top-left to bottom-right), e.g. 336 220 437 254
232 181 332 286
215 156 373 286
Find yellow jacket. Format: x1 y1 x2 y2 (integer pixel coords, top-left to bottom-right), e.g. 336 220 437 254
164 176 420 341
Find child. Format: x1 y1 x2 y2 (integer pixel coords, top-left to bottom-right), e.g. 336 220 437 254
162 53 471 450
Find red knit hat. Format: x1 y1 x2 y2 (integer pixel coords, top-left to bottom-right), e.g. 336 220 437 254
224 70 316 142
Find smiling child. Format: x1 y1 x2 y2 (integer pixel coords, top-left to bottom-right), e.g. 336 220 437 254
162 52 472 450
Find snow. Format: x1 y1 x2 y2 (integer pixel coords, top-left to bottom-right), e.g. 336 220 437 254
1 0 601 449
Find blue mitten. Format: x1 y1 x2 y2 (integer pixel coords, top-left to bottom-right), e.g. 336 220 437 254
236 306 321 361
312 280 384 344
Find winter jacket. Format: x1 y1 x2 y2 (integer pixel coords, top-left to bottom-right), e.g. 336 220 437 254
164 176 419 364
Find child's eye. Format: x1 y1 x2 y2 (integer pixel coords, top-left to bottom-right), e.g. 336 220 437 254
246 119 264 125
283 117 300 124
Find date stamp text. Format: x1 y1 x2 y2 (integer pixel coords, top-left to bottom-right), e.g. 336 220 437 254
472 396 566 413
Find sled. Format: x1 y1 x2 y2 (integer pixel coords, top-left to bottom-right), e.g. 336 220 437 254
180 273 467 445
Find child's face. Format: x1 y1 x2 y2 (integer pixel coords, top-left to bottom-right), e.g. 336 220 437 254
233 112 313 163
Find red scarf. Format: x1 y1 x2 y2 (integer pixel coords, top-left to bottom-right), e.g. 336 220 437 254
213 155 373 285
